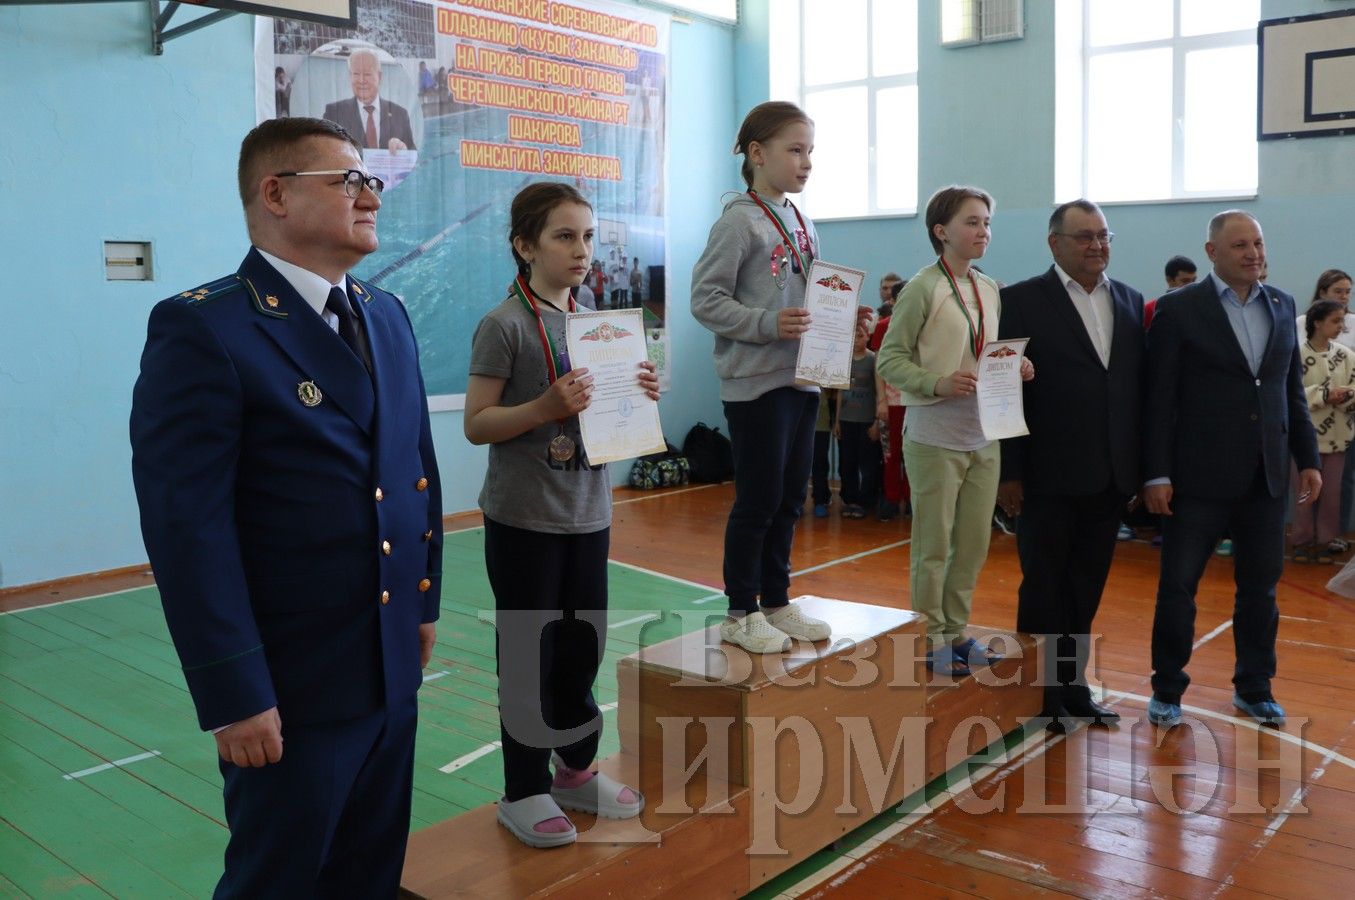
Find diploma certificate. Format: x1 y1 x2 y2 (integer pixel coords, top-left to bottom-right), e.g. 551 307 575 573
976 338 1030 441
795 260 866 389
566 309 666 465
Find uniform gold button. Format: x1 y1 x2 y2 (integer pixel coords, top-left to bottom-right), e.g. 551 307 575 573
380 590 390 605
423 530 433 542
418 578 432 592
382 540 392 556
416 477 428 492
375 487 384 502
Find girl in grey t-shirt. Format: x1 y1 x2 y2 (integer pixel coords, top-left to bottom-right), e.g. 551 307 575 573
464 183 658 850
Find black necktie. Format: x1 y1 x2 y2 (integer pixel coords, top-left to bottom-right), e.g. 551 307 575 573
325 286 372 373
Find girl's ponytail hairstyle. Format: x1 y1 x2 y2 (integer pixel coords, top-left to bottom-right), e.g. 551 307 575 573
734 101 812 189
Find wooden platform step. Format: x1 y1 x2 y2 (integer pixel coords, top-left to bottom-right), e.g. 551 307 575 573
400 753 750 899
400 601 1044 898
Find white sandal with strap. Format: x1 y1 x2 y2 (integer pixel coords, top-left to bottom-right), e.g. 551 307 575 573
550 755 645 819
496 794 577 848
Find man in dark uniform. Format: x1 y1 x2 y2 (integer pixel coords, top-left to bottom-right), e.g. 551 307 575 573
130 116 442 897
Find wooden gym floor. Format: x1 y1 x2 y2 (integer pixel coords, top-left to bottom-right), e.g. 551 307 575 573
2 482 1352 898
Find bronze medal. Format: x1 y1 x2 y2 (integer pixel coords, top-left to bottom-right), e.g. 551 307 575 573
549 433 576 462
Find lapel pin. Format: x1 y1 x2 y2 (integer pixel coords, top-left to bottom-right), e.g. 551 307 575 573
265 294 280 308
353 284 365 296
297 380 323 408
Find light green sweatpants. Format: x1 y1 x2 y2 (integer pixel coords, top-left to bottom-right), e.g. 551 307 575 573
902 438 1000 647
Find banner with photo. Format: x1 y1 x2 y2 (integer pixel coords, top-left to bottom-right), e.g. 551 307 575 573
255 0 669 404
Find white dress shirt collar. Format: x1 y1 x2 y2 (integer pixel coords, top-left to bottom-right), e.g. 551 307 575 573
1052 263 1109 295
255 247 345 319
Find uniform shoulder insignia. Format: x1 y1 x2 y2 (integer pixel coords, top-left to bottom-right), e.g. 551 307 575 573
172 275 243 307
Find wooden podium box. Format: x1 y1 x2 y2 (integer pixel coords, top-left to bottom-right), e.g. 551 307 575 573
617 596 928 886
401 598 1043 897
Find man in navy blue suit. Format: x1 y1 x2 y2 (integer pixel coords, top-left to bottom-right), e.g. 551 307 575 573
131 116 442 897
1142 210 1319 729
998 199 1145 730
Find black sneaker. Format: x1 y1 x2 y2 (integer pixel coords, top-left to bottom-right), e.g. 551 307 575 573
877 501 900 521
993 510 1016 535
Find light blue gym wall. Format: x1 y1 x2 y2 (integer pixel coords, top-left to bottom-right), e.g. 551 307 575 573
0 3 733 587
736 0 1355 303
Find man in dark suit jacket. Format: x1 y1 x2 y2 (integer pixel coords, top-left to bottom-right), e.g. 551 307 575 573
323 49 417 152
1143 210 1320 729
998 199 1145 729
130 117 442 897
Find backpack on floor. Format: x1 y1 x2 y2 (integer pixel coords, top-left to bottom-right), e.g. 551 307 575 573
628 442 690 490
682 422 734 484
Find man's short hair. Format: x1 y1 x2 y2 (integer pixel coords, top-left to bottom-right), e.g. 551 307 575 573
1207 209 1258 242
237 117 362 209
1048 199 1102 234
1164 255 1197 280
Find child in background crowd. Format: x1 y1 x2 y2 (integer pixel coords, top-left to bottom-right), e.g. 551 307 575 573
835 322 880 519
811 389 838 517
1292 299 1355 563
872 277 909 520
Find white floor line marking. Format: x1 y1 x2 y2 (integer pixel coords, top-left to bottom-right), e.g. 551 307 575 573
780 728 1055 896
614 484 717 506
1205 741 1343 900
1193 618 1233 650
422 670 450 683
790 539 912 578
63 750 162 780
1104 690 1355 771
437 703 619 774
1277 638 1349 650
609 613 660 630
439 742 501 774
1 585 154 616
693 593 725 605
785 685 1355 896
607 559 719 593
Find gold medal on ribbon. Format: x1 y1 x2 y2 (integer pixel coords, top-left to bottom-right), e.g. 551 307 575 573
297 380 323 407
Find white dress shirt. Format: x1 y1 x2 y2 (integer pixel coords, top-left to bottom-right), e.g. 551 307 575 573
1053 263 1113 368
256 247 345 333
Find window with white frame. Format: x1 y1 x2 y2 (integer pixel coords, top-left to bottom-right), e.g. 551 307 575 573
1055 0 1260 204
769 0 919 219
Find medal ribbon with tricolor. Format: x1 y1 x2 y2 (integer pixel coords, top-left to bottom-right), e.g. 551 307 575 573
938 257 985 360
512 275 575 384
747 189 812 280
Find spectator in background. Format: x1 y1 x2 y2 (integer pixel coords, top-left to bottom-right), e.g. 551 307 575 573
1297 269 1355 540
418 61 435 96
630 258 644 307
1143 255 1197 329
872 277 909 520
1291 299 1355 563
835 322 880 519
274 66 291 117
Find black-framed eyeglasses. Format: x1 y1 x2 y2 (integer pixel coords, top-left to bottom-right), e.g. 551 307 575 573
274 169 384 198
1054 230 1115 247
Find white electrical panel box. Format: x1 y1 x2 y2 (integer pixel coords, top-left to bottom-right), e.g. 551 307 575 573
105 241 153 281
